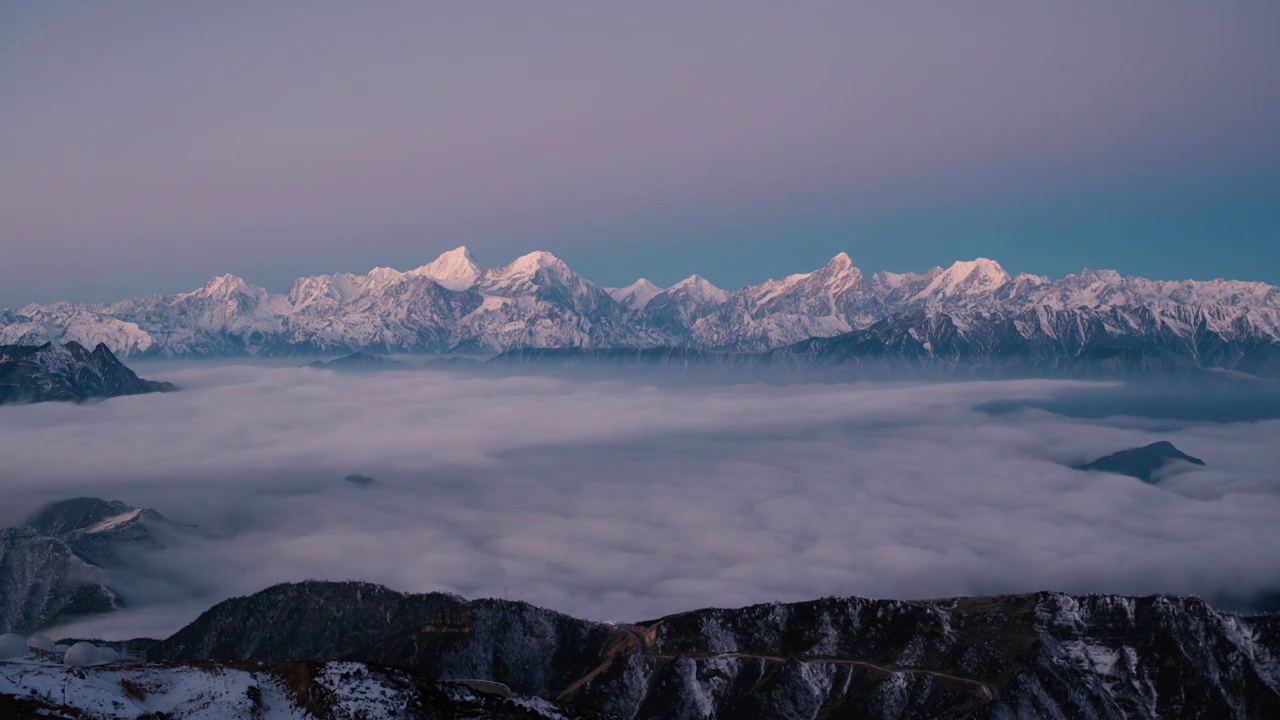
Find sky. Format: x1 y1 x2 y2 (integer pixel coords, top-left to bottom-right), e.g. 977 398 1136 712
2 367 1277 638
2 1 1279 307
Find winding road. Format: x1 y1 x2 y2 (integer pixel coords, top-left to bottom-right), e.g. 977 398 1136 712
613 623 998 702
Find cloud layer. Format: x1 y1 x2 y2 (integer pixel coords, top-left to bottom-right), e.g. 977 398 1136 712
2 364 1278 638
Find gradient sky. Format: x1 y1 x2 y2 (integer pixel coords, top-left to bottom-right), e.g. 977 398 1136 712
2 1 1278 307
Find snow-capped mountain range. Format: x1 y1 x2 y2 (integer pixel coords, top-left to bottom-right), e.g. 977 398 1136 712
2 248 1278 366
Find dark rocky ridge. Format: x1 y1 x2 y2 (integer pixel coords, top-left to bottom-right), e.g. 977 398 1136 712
149 581 464 664
128 581 1280 719
1076 441 1206 482
305 350 409 370
29 497 180 568
0 341 174 404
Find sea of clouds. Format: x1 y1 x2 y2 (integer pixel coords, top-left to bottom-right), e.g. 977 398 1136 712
1 363 1278 639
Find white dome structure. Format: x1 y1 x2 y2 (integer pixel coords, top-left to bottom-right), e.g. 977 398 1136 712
0 633 28 660
63 642 101 666
98 647 120 663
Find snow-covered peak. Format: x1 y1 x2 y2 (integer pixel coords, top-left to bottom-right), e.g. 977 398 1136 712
669 275 729 304
476 250 594 302
478 251 577 290
870 271 912 290
1071 268 1124 285
608 278 665 311
1012 272 1051 285
912 258 1010 301
950 258 1009 285
814 252 865 290
748 253 867 307
825 252 856 272
363 266 407 289
187 274 259 301
410 246 485 290
503 250 566 274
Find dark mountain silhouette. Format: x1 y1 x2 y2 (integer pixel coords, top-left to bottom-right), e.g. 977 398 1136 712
104 580 1280 720
1077 440 1206 482
0 341 173 404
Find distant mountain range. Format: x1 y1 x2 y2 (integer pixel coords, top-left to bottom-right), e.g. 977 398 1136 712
4 579 1277 719
3 248 1278 375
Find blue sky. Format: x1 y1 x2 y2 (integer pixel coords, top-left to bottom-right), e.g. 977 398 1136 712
1 1 1277 305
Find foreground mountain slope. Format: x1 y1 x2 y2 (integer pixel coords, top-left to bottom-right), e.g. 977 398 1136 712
0 342 173 404
101 581 1280 719
0 529 118 634
150 581 464 664
3 249 1278 373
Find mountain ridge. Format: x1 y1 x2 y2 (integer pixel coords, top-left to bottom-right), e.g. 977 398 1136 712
0 341 175 404
3 249 1278 374
32 580 1280 720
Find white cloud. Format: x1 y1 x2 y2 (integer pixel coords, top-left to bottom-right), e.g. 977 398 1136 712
3 364 1278 639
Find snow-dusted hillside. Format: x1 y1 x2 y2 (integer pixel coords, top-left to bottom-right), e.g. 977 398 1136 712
6 581 1277 719
0 659 596 719
3 248 1278 365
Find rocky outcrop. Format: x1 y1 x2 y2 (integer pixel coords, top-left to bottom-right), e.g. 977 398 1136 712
0 341 173 404
1076 441 1206 482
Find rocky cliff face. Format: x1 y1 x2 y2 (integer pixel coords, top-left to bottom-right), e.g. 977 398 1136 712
127 581 1280 719
0 341 173 404
0 529 117 635
4 249 1278 376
